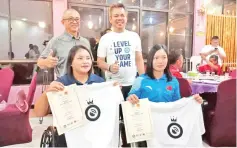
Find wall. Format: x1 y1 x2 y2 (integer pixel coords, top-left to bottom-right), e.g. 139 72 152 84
192 0 206 56
53 0 68 36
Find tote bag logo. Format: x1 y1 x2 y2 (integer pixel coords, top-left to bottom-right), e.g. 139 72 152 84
167 116 183 139
85 99 101 121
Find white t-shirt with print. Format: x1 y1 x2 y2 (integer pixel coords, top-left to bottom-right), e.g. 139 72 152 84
147 97 205 148
65 82 123 148
97 30 142 86
200 45 226 65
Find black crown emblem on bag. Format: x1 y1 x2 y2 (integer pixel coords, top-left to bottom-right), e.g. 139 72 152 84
87 99 93 105
171 116 177 122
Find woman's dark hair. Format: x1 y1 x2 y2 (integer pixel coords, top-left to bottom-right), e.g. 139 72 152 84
146 44 172 81
209 55 219 63
66 45 93 76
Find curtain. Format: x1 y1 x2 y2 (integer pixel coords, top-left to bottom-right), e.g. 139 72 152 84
206 14 236 71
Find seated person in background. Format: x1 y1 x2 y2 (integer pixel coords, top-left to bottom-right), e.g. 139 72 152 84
199 55 221 75
200 36 226 66
168 49 183 78
127 44 203 104
34 45 105 117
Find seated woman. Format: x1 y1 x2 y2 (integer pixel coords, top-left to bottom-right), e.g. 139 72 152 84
199 55 221 75
34 45 105 117
127 44 203 104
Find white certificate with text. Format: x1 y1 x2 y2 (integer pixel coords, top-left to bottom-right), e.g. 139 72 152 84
122 98 153 143
47 84 85 135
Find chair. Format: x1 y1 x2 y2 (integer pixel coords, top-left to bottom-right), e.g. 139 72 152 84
230 69 236 78
176 78 192 98
190 56 202 72
0 68 14 102
0 73 38 146
203 79 236 147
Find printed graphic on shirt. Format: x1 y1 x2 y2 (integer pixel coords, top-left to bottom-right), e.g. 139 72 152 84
85 99 101 121
167 116 183 139
113 41 132 68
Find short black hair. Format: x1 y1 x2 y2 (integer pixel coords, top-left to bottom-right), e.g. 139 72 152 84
66 45 93 76
211 36 219 40
168 49 182 65
29 44 34 49
100 28 112 37
209 55 219 63
146 44 172 81
109 3 127 17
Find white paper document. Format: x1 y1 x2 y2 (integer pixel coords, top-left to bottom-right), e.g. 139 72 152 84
47 84 85 135
122 98 153 143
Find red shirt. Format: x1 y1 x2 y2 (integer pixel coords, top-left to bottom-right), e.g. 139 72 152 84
198 64 221 75
170 65 182 78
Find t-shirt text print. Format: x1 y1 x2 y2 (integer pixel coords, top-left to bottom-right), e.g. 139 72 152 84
113 41 132 68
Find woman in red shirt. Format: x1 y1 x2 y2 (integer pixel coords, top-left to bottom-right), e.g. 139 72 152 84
198 55 222 75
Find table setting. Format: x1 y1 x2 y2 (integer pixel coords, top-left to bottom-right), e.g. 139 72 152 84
181 71 231 94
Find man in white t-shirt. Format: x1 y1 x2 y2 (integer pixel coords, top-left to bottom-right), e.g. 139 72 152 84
200 36 226 66
97 3 145 99
97 3 145 147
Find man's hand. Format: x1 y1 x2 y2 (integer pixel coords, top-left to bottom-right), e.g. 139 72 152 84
45 50 58 68
109 61 119 74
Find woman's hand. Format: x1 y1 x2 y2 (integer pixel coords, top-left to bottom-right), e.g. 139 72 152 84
46 81 64 92
127 94 139 104
193 94 203 104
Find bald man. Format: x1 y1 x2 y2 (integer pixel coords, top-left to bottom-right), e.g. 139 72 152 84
37 9 91 77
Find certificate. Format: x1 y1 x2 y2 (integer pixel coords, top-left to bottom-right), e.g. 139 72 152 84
122 98 153 143
47 84 85 135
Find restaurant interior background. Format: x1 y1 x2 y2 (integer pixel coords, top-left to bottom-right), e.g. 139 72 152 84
0 0 236 84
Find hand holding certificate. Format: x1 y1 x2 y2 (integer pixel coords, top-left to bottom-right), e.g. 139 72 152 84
47 84 84 135
122 98 153 143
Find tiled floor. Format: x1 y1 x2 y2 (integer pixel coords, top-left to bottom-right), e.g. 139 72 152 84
3 110 211 148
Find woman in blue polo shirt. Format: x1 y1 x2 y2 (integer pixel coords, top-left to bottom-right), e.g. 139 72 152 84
34 45 105 117
127 44 203 104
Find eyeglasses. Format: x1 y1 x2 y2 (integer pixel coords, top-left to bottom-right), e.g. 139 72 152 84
63 17 80 23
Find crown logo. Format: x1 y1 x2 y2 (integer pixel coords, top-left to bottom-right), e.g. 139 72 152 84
87 99 93 105
171 116 177 122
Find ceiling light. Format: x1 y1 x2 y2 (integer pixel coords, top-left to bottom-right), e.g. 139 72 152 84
169 27 174 33
88 21 93 29
149 17 153 24
160 32 164 36
21 18 27 21
38 22 46 28
132 24 136 31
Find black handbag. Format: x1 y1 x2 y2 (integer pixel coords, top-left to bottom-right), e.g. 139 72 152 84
40 126 67 148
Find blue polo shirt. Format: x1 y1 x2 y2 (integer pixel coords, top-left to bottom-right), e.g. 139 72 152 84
128 74 181 103
56 74 104 86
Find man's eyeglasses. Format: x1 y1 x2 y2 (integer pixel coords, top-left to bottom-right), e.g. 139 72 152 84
63 17 80 23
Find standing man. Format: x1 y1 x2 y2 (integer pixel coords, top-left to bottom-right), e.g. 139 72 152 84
97 3 145 147
200 36 226 66
37 9 90 77
97 3 144 99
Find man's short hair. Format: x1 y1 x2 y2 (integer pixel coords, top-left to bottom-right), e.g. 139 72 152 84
168 49 182 65
62 9 80 20
211 36 219 40
109 3 126 17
